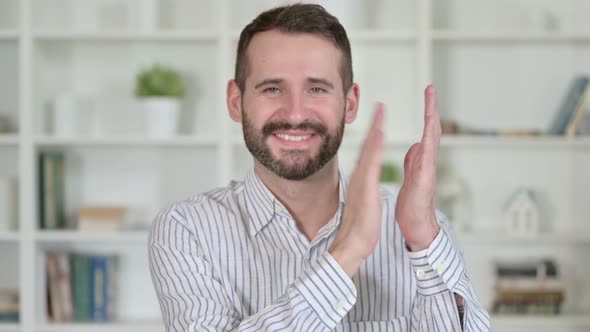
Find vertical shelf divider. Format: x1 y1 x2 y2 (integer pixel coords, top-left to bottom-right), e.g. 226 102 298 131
19 0 35 330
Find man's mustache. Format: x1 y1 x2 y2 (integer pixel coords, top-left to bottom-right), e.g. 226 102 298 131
262 121 328 137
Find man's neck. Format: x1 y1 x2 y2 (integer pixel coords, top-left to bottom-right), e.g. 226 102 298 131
254 159 340 242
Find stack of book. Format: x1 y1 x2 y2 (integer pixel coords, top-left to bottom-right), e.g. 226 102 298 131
77 207 127 232
493 259 565 315
46 252 117 322
0 290 18 322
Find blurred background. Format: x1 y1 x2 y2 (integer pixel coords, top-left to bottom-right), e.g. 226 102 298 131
0 0 589 331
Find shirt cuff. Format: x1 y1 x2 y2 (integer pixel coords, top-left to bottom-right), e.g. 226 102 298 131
407 227 466 296
293 251 357 330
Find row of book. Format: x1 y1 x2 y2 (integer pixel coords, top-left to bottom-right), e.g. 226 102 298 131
492 258 565 315
0 290 18 322
39 152 127 231
441 75 590 137
46 252 117 322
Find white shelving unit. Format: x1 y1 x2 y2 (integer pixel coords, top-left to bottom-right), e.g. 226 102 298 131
0 0 589 331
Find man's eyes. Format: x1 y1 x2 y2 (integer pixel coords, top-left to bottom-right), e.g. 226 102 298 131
261 86 327 94
309 87 327 94
263 87 281 94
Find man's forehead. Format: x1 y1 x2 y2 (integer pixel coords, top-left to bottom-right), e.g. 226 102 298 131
244 30 342 79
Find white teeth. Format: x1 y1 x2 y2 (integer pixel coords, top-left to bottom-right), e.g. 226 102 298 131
275 134 311 142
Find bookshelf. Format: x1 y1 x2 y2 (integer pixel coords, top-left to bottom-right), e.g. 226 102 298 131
0 0 589 331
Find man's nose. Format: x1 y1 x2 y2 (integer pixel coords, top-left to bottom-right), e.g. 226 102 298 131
280 91 311 124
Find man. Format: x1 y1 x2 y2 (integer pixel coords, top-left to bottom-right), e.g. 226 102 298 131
149 4 491 331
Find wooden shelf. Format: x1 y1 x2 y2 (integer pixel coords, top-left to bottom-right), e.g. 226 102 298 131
0 323 19 332
439 135 590 148
457 230 590 245
0 231 19 243
336 134 590 149
0 30 18 40
35 230 149 244
33 30 217 42
492 314 590 327
0 134 18 146
35 321 163 332
432 30 590 42
34 135 220 148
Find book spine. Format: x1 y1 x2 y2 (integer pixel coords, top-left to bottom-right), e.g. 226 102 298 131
71 255 92 322
90 256 108 321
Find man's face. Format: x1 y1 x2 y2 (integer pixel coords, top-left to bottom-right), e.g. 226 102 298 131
239 30 350 180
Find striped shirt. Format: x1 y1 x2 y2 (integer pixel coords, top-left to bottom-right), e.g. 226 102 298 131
148 169 491 331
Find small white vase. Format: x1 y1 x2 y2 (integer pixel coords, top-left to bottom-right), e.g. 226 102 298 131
141 97 180 138
53 94 78 137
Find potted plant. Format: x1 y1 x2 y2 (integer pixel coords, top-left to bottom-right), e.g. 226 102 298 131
380 161 402 194
135 63 185 138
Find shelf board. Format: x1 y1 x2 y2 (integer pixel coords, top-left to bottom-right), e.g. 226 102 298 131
440 135 590 148
33 30 217 42
433 30 590 42
0 231 19 243
0 30 18 40
457 230 590 245
338 135 590 149
35 230 149 244
492 314 590 327
34 135 220 148
0 134 18 146
35 321 163 332
0 323 19 332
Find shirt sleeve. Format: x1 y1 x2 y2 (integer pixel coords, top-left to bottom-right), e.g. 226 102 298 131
406 211 491 332
148 204 357 332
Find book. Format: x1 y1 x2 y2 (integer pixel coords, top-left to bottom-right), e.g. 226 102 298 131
46 253 73 322
548 76 590 135
77 206 126 232
90 256 117 321
495 259 558 278
495 276 565 292
70 254 92 321
39 153 66 229
565 83 590 137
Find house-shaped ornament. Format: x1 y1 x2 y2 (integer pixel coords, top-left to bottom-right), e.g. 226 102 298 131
503 188 540 237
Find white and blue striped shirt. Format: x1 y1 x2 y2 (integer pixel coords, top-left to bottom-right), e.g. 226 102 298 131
148 169 491 331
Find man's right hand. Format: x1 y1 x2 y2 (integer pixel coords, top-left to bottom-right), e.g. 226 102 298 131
329 104 385 278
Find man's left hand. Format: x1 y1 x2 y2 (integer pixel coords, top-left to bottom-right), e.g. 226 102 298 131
395 84 441 251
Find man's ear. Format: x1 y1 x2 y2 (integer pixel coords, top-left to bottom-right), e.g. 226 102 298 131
344 83 360 124
227 79 242 122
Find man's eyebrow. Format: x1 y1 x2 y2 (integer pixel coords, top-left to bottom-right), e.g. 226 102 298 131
254 78 283 89
308 77 334 89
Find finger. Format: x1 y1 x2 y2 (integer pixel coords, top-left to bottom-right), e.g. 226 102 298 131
356 103 385 179
421 85 441 164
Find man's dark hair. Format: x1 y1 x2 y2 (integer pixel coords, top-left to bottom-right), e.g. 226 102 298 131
234 3 353 92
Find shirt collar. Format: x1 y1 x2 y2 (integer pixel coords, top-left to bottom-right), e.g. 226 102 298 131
243 168 348 237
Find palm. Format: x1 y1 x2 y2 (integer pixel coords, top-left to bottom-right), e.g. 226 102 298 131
395 85 441 251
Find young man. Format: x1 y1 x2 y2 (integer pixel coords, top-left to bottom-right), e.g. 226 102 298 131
149 4 490 331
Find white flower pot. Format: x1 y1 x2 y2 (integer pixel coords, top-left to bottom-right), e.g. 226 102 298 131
141 97 180 138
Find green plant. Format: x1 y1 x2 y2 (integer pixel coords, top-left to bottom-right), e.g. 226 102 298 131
135 63 185 98
380 162 401 183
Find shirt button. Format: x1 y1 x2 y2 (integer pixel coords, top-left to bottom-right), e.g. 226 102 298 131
416 269 425 278
305 252 310 259
435 263 445 274
335 299 345 310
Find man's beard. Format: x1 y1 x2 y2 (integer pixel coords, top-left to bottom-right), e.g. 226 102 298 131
241 108 345 181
